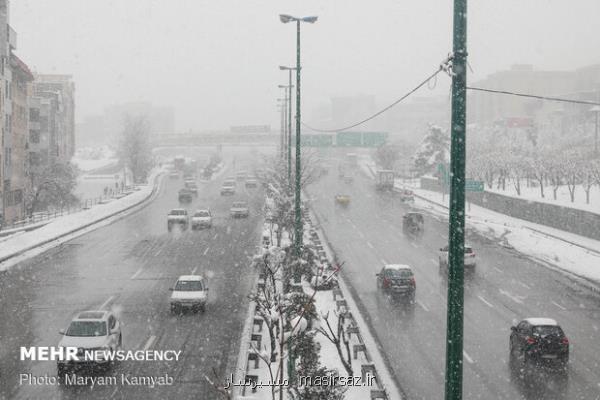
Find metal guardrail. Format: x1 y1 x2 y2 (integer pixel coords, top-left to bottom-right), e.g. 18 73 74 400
0 187 141 236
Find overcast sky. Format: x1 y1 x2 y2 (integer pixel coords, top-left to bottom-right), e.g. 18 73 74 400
11 0 600 131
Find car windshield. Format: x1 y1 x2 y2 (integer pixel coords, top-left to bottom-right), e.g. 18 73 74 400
194 211 210 217
175 280 204 291
169 210 186 216
66 321 107 337
533 325 563 337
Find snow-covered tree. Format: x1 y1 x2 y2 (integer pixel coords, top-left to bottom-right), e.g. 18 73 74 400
25 162 78 217
412 124 450 177
119 115 153 184
374 144 400 170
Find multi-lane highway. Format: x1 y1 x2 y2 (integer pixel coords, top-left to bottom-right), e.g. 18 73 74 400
307 159 600 400
0 151 264 400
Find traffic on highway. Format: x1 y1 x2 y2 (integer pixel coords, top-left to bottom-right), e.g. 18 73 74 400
2 2 600 400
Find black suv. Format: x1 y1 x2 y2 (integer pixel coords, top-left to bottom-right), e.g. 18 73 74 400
376 264 416 303
510 318 569 369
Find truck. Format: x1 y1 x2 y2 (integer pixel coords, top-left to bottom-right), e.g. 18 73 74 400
376 170 395 191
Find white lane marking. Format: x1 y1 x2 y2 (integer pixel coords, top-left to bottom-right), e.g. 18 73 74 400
439 233 447 239
130 268 143 280
494 267 504 273
430 258 438 266
477 295 494 308
380 258 389 265
463 350 474 364
417 300 429 312
213 233 219 239
155 248 163 256
552 301 567 311
499 289 524 304
99 295 115 310
142 335 156 351
191 266 198 274
203 247 210 255
367 242 374 249
357 231 365 239
410 242 419 248
517 281 531 290
226 226 231 235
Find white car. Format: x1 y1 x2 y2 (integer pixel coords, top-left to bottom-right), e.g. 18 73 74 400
439 244 477 271
170 275 209 313
191 209 212 229
230 201 249 218
57 310 122 375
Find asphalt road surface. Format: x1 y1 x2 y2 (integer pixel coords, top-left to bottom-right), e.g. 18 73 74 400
0 151 264 400
307 160 600 400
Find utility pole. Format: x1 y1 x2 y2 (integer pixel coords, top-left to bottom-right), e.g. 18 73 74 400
294 18 302 257
445 0 468 399
591 105 600 157
288 69 293 187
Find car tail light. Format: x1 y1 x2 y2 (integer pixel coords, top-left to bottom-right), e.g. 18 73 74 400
526 336 537 345
382 277 390 288
410 277 416 286
561 337 569 345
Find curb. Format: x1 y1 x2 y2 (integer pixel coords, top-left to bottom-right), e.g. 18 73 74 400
0 170 165 268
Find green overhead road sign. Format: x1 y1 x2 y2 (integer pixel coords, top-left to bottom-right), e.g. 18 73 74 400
336 131 362 146
361 131 388 147
438 164 483 192
465 180 484 192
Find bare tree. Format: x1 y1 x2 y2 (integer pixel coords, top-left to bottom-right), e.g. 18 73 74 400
528 157 548 199
315 311 353 376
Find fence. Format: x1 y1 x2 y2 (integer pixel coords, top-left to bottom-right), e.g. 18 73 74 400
0 187 140 236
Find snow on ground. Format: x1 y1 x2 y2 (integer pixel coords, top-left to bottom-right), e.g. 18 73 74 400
361 157 600 285
71 146 118 172
0 168 164 271
486 180 600 215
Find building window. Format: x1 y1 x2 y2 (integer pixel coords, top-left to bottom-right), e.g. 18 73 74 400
30 108 40 122
30 130 40 143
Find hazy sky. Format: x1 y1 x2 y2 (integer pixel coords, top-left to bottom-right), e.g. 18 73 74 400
11 0 600 131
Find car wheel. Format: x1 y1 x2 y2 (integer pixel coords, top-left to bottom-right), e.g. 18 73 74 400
57 364 66 379
170 304 177 314
200 304 206 313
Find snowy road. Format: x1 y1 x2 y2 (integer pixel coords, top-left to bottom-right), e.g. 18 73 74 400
308 162 600 400
0 152 264 400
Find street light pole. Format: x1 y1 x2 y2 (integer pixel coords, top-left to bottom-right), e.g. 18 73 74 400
591 105 600 157
280 13 317 257
294 17 302 256
445 0 468 399
279 66 297 188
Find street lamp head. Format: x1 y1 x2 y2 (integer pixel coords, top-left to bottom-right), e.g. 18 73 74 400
279 14 294 23
278 85 287 89
279 65 297 71
301 16 318 23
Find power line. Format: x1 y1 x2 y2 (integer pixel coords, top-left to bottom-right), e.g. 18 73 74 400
301 67 445 133
466 86 600 107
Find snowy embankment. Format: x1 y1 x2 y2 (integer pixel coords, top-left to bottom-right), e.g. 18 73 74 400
0 168 165 271
234 215 402 400
360 157 600 286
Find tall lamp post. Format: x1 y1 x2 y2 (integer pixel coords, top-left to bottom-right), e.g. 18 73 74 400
591 105 600 157
279 13 317 258
276 97 286 161
279 66 297 187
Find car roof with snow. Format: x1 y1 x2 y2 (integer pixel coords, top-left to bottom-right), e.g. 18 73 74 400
384 264 412 271
524 318 558 326
75 310 109 321
177 275 204 281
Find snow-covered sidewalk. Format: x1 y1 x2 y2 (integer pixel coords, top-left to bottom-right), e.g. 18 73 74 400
360 158 600 286
0 167 165 271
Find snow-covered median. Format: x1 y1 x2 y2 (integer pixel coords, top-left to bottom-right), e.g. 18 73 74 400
0 168 164 271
